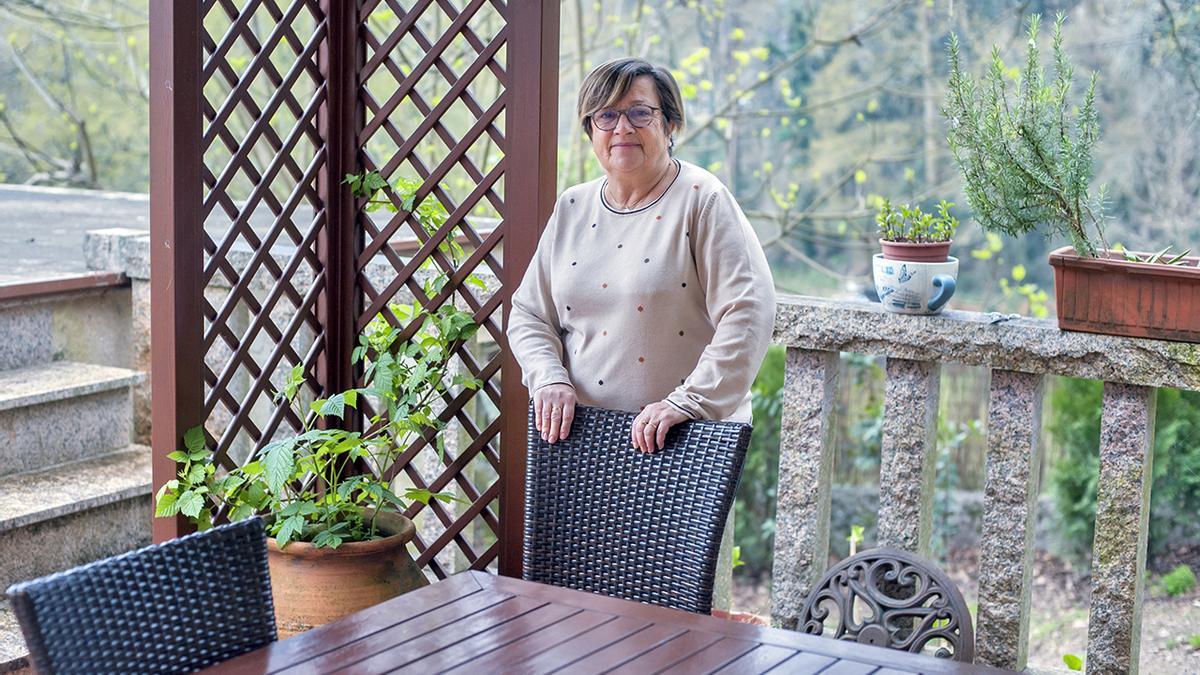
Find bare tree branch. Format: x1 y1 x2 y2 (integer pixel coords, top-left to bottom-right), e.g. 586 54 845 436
676 0 914 149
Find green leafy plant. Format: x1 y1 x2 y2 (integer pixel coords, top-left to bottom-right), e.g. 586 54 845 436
1113 243 1194 267
157 298 479 547
1162 564 1197 597
1189 634 1200 650
1048 379 1200 566
733 344 784 578
157 179 483 548
847 524 865 556
731 545 745 572
1063 653 1083 671
943 13 1108 258
875 199 959 243
343 171 488 298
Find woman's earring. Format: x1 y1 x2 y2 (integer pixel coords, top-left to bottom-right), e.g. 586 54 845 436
669 135 675 150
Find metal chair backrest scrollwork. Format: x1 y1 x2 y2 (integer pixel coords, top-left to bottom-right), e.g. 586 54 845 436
798 547 975 662
6 517 276 675
523 403 752 614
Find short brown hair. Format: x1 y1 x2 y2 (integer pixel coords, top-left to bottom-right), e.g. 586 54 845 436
577 58 685 139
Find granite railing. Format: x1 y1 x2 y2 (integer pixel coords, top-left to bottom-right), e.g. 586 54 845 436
770 294 1200 674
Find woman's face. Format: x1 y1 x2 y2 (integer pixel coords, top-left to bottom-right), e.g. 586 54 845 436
590 75 674 177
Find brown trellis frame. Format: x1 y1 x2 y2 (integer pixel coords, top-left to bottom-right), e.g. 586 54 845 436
148 0 559 577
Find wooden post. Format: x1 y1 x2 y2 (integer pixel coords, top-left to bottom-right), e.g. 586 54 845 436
149 0 203 542
499 0 560 577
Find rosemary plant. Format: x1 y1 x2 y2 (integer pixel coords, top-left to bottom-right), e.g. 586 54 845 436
943 13 1108 257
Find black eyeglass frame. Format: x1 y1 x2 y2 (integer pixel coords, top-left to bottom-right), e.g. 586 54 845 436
589 105 663 131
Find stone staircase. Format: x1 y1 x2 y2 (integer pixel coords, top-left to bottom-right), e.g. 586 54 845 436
0 282 149 673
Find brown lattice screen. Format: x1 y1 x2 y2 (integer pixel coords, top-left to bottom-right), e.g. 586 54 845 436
151 0 559 578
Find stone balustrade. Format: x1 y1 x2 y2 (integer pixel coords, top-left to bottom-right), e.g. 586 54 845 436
771 294 1200 673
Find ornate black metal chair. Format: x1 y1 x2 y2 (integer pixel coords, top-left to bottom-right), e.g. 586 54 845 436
523 403 752 614
6 517 276 675
798 547 974 662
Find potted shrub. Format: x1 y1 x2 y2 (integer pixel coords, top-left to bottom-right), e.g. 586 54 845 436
873 199 960 315
876 199 958 263
943 13 1200 342
156 176 482 637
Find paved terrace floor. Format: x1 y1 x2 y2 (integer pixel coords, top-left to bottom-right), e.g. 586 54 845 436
0 185 150 284
0 183 468 286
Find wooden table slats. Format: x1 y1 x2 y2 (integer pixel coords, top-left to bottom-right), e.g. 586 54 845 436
605 628 724 674
441 609 618 674
204 571 1015 675
714 645 834 674
656 637 760 674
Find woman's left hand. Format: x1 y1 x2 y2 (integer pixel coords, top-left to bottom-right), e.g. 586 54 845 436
631 402 690 453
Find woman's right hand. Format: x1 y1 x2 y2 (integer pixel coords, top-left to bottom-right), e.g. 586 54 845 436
534 384 576 444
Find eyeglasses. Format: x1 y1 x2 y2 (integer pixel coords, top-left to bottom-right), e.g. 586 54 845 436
590 105 661 131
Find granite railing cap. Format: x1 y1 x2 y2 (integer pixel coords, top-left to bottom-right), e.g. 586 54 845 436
82 228 501 299
774 294 1200 392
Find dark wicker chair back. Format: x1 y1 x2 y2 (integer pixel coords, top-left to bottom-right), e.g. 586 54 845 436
799 547 974 662
6 517 276 675
523 403 752 614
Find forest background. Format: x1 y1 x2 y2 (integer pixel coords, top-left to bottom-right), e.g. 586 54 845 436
1 0 1198 610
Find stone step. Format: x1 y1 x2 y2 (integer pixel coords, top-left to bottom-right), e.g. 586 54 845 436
0 602 29 674
0 281 132 372
0 447 152 593
0 362 143 478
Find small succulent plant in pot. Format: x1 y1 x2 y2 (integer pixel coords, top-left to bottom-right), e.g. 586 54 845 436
873 199 961 315
876 199 959 263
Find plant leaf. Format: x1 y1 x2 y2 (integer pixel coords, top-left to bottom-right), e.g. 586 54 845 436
229 503 256 522
1062 653 1083 671
184 426 206 455
155 491 179 517
263 440 296 494
1165 248 1191 265
177 490 205 519
274 514 305 547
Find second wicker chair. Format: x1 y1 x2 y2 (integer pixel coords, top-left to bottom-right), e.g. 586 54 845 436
6 517 276 675
523 403 752 614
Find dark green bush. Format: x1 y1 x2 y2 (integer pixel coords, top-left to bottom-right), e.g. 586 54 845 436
1048 378 1200 566
1162 564 1197 597
734 344 784 577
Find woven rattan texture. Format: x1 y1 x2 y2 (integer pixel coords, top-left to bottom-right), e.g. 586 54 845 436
523 404 751 614
6 518 276 675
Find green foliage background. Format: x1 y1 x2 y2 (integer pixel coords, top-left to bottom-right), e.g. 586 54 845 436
1048 378 1200 566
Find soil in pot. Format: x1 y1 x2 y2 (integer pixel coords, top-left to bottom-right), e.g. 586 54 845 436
266 510 428 638
880 239 952 263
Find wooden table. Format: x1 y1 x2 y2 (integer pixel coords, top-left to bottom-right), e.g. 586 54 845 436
204 571 1012 674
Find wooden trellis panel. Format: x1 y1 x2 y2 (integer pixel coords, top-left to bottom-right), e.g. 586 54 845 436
149 0 559 578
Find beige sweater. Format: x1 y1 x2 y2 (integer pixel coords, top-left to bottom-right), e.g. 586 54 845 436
507 160 776 423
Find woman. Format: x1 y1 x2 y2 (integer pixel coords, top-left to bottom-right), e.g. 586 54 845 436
508 57 776 453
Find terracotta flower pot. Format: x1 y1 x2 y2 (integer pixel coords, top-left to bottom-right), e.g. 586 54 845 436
266 510 428 638
1049 246 1200 342
879 239 952 263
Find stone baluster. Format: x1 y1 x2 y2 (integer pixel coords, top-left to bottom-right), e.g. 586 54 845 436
975 370 1045 670
1087 383 1156 675
877 358 940 556
770 348 839 629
